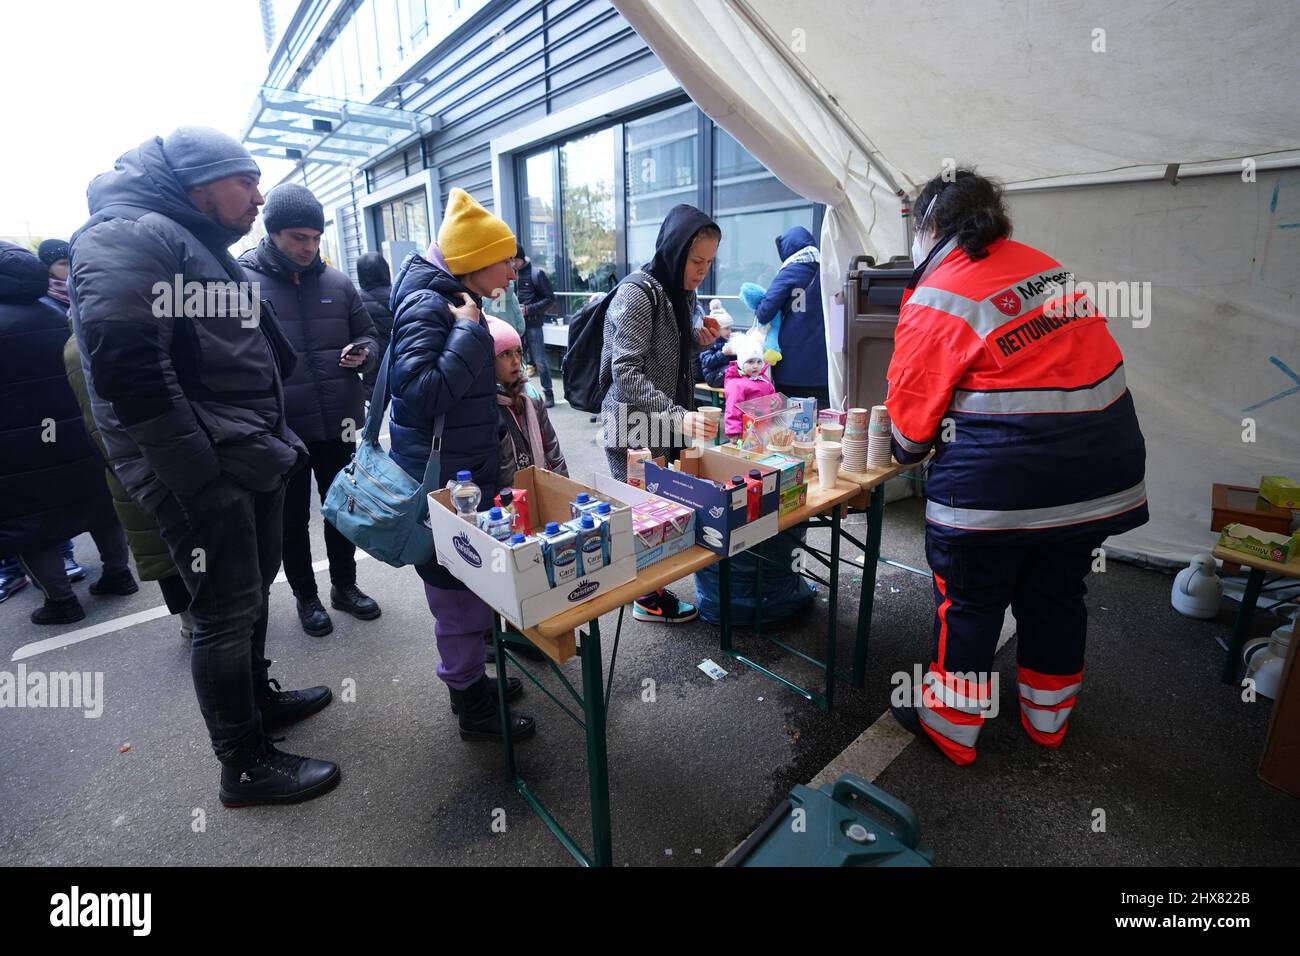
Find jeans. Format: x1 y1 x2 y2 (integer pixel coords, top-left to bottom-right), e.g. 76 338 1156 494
19 518 130 603
153 481 287 762
524 325 553 394
282 438 357 598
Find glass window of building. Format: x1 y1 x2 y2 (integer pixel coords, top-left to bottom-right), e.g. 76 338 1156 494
518 149 559 286
373 190 430 259
355 0 381 94
711 125 814 317
625 103 698 271
560 126 618 295
375 0 405 69
408 0 428 45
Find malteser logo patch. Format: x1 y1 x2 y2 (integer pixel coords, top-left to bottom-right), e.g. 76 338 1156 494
992 289 1022 316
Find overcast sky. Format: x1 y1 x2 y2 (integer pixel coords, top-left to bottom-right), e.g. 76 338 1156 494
0 0 294 242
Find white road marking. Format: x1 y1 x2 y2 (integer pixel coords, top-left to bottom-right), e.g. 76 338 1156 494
11 553 372 662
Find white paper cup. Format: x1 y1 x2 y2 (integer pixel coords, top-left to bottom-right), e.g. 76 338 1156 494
819 424 844 442
817 454 841 489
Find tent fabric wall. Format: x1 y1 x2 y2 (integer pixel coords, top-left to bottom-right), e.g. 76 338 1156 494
611 0 1300 563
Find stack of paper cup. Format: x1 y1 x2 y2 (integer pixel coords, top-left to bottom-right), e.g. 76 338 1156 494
867 405 893 468
841 408 870 473
815 441 842 490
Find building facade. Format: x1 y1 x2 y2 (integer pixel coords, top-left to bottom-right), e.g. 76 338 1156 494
247 0 822 321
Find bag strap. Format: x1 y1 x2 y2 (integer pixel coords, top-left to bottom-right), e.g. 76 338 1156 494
419 413 446 493
364 343 395 445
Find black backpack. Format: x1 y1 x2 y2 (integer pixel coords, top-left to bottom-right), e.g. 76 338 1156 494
560 274 655 413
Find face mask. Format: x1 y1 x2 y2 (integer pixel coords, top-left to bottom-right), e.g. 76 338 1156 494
910 195 939 266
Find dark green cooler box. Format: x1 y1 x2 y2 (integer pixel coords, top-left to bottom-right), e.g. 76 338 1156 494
726 774 934 867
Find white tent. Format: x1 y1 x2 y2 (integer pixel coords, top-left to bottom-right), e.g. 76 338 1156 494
614 0 1300 563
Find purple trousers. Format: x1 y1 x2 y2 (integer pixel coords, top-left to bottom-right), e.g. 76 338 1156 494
424 583 491 690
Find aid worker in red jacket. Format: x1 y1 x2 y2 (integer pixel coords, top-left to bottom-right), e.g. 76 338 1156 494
886 168 1148 765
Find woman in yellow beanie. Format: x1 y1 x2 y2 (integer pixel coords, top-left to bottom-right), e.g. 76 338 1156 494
385 187 538 743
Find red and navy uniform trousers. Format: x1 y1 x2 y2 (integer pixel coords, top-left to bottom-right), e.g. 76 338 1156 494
886 236 1148 765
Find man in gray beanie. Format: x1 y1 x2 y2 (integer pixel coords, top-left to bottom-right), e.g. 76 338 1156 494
69 127 341 807
239 183 380 637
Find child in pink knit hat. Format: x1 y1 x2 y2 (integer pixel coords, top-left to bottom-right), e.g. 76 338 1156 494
486 316 568 489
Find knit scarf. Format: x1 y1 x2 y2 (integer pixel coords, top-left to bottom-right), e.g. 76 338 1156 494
46 275 70 306
497 384 546 468
780 244 821 269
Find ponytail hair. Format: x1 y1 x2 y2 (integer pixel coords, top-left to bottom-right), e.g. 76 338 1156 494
913 168 1011 261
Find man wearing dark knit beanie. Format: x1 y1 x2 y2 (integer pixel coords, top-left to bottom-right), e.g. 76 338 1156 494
238 184 381 637
69 127 340 807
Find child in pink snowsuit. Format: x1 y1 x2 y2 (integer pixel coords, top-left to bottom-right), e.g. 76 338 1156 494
724 327 776 438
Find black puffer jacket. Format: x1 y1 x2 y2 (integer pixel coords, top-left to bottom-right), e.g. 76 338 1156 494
238 238 377 444
0 242 117 556
69 136 306 514
387 250 498 590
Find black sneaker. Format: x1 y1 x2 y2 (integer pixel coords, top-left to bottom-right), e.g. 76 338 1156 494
218 737 340 807
632 588 698 624
89 569 139 596
31 596 85 625
296 595 333 637
259 678 333 731
330 583 381 621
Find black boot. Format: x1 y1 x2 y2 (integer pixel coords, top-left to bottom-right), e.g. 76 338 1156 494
259 678 333 731
218 736 340 808
31 596 85 625
330 583 381 620
448 677 536 742
89 569 139 596
450 674 523 714
483 631 548 664
544 389 556 409
296 594 333 636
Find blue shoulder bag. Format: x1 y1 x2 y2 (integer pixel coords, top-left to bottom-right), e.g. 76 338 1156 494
322 345 444 568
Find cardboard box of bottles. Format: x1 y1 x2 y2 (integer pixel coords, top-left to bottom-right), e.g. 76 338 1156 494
643 448 780 557
428 467 635 630
588 473 698 570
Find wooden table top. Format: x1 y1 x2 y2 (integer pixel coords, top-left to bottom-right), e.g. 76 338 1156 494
530 476 862 641
1212 545 1300 578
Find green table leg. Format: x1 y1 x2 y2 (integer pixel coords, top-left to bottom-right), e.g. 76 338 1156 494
580 619 613 866
852 484 886 688
720 555 733 653
1222 567 1266 685
823 504 841 709
493 615 517 780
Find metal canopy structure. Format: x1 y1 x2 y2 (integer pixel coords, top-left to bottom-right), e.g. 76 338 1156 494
241 86 438 170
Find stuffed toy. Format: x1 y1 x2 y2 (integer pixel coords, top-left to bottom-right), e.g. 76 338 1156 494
740 281 782 367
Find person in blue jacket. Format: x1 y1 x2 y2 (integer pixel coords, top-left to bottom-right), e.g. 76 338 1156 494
387 188 535 743
754 225 829 409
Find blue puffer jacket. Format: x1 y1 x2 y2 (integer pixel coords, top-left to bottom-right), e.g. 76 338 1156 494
755 226 826 389
387 251 498 589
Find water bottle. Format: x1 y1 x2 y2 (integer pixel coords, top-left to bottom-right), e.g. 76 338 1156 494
451 469 481 522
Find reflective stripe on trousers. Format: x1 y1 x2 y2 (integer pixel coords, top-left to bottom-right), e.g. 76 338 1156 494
1018 666 1081 747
